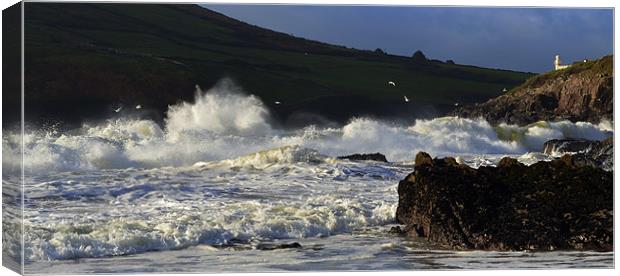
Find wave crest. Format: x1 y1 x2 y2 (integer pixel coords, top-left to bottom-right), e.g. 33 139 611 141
165 79 272 138
194 145 333 169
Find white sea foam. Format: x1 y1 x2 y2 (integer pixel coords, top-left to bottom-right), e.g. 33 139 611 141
18 159 402 261
26 197 387 260
2 80 613 174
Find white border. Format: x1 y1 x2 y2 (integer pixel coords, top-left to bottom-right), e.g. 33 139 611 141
0 1 617 276
7 0 618 8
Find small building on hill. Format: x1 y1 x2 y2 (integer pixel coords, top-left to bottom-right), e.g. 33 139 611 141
554 54 587 70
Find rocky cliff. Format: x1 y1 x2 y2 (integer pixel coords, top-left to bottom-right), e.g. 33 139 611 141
395 152 613 251
453 55 613 125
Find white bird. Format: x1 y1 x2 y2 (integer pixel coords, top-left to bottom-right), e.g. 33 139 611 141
114 106 123 113
274 101 281 105
502 88 508 92
403 96 410 102
454 102 459 107
135 105 142 110
388 81 396 87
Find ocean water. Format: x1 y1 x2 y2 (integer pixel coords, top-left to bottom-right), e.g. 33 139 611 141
2 81 614 273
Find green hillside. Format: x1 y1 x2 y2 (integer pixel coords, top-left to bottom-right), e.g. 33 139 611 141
14 3 534 125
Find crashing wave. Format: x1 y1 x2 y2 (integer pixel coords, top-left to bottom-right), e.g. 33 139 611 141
4 117 613 173
165 79 273 138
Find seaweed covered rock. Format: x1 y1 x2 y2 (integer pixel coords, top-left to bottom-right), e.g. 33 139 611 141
337 153 388 162
396 152 613 251
543 137 613 171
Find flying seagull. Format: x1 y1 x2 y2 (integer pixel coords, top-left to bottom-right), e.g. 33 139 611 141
502 88 508 92
454 102 459 107
388 81 396 86
274 101 281 105
135 105 142 110
403 96 410 103
114 106 123 113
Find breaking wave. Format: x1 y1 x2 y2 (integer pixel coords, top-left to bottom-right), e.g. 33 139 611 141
2 80 613 174
193 145 335 170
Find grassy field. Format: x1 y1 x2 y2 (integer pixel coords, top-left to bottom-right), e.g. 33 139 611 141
14 3 534 125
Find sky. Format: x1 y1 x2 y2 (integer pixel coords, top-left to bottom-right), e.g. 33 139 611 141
202 4 613 73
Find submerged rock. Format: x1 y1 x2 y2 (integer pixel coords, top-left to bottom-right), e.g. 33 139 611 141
255 242 302 251
543 137 613 171
396 152 613 251
337 152 388 162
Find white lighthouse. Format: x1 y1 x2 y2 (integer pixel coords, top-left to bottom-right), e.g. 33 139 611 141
554 55 570 70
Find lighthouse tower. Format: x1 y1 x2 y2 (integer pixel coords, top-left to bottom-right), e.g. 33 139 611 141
554 54 569 70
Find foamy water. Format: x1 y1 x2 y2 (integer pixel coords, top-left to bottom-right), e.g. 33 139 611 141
2 79 614 271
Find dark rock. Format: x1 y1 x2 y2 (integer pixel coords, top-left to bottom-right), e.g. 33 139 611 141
435 156 459 167
558 154 575 167
543 137 613 171
388 226 405 235
396 151 613 251
337 152 388 162
498 157 522 168
543 139 596 154
451 55 613 125
414 152 434 167
255 242 302 251
443 157 458 166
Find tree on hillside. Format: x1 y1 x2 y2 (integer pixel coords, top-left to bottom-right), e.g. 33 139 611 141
412 50 427 62
446 59 455 65
374 48 386 55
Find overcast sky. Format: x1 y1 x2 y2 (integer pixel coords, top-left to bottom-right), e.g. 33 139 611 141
202 4 613 73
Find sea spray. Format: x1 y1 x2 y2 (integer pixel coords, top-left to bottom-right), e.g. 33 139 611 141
165 79 273 138
2 80 614 173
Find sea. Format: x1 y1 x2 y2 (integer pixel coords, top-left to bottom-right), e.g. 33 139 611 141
2 81 614 273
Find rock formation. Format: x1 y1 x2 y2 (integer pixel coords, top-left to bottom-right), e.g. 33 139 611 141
543 137 613 171
395 152 613 251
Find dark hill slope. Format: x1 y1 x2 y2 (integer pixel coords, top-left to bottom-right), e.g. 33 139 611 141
13 3 533 126
453 55 613 125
